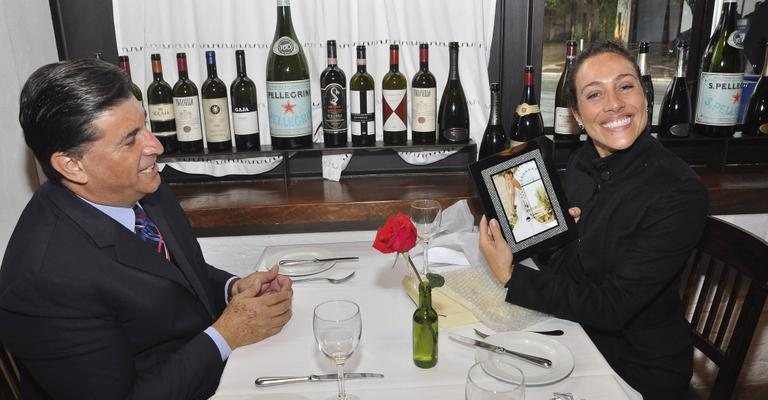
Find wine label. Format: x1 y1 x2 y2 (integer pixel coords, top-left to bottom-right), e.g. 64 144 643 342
173 96 203 142
760 123 768 135
695 72 743 126
441 127 468 142
727 31 745 50
266 79 312 138
232 104 259 136
412 87 436 132
554 107 578 135
516 103 540 116
148 103 175 137
669 123 690 137
350 90 375 137
382 89 407 131
277 0 290 5
322 82 347 134
202 97 232 143
272 36 299 56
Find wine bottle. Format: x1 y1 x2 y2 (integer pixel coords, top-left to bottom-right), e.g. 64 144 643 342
382 44 407 145
412 280 438 368
659 41 692 138
201 51 232 152
147 53 178 154
478 83 508 159
320 40 348 147
117 56 143 102
230 50 260 151
172 52 204 153
266 0 313 149
554 40 579 141
411 43 437 144
509 65 544 144
350 45 376 146
638 42 654 132
694 0 744 137
437 42 469 144
744 41 768 136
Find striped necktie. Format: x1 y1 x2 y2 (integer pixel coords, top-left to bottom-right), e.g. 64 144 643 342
133 205 170 261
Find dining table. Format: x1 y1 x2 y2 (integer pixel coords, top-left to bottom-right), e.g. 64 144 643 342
204 231 643 400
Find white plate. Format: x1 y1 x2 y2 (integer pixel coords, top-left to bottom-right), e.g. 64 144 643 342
263 247 337 277
474 331 574 386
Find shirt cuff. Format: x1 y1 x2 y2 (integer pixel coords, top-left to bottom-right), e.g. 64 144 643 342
224 276 239 305
204 326 232 361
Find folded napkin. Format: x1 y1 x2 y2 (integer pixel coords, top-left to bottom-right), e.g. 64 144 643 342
402 276 478 328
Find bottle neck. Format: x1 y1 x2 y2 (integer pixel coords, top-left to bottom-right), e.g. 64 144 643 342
357 57 367 73
523 71 537 104
119 60 133 80
638 53 649 76
327 44 337 66
565 45 576 69
390 48 399 73
276 1 297 37
676 47 688 78
489 89 501 126
207 63 218 78
419 46 429 71
151 60 163 80
236 54 247 77
418 281 432 307
177 57 189 79
721 1 738 32
448 47 459 80
762 45 768 77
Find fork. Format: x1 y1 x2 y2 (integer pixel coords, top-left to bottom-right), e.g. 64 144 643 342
474 328 564 338
292 272 355 284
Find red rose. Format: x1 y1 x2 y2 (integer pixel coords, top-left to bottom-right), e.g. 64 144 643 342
373 213 417 254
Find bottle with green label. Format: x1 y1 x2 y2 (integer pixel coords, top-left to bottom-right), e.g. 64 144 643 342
172 52 204 153
266 0 313 149
202 50 232 152
382 44 407 145
147 54 178 154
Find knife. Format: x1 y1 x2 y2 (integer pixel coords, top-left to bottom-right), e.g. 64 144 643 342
254 372 384 386
278 256 359 266
449 334 553 368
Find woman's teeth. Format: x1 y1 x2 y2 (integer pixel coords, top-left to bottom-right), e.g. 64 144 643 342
602 117 631 129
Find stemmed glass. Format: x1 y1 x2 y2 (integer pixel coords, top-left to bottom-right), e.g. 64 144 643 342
410 199 443 275
466 359 525 400
313 300 362 400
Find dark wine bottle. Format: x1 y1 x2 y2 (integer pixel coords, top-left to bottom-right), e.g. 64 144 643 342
411 43 437 144
147 54 178 154
350 45 376 146
509 66 544 144
320 40 348 147
172 52 204 153
659 41 692 138
117 56 143 102
201 51 232 152
382 44 407 145
638 42 654 132
744 41 768 136
438 42 469 144
266 0 313 149
478 83 508 159
694 0 744 137
554 40 579 141
230 50 260 151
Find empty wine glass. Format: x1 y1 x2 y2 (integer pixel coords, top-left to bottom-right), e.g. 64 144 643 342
466 359 525 400
313 300 362 400
410 199 442 275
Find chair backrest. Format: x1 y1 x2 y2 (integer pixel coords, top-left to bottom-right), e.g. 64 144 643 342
0 343 20 400
681 216 768 400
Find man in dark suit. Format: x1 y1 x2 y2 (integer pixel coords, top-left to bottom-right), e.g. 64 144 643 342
0 58 293 399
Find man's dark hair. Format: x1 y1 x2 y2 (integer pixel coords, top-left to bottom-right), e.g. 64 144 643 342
564 41 641 110
19 58 134 184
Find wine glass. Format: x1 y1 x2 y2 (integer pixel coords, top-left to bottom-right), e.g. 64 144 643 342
466 359 525 400
409 199 443 275
313 300 362 400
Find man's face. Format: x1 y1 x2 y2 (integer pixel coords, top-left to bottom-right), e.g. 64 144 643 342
75 97 164 207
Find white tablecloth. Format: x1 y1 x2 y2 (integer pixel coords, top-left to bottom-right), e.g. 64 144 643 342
207 237 642 400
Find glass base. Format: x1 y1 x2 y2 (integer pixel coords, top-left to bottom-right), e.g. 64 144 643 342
326 394 359 400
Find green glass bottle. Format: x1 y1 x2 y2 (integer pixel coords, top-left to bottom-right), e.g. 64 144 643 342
266 0 313 149
350 45 376 146
117 56 143 102
147 54 178 154
411 43 437 144
172 52 204 153
231 50 261 150
382 44 407 145
413 280 438 368
202 50 232 152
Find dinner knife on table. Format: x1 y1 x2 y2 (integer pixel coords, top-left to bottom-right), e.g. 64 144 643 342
449 334 553 368
255 372 384 386
278 256 359 266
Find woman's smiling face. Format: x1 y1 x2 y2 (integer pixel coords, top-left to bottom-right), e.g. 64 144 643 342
572 52 647 158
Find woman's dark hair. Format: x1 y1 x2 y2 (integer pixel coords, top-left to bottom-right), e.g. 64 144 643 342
564 41 641 110
19 58 133 184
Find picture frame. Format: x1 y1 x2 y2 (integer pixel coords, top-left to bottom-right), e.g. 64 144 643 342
469 136 576 261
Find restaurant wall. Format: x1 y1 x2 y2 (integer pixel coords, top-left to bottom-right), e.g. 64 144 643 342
0 0 58 256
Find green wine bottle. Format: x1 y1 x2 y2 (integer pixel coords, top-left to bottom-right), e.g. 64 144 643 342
350 45 376 146
411 43 437 144
413 280 438 368
438 42 469 144
202 50 232 152
147 54 178 154
231 50 260 150
382 44 407 145
266 0 312 149
172 52 204 153
554 40 579 141
117 55 143 102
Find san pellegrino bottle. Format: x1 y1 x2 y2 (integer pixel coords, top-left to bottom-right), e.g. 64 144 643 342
695 0 744 137
172 52 204 153
350 45 376 146
118 56 143 102
230 50 260 150
412 280 438 368
382 44 407 145
147 54 178 154
201 51 232 152
659 41 692 137
411 43 437 144
479 83 508 159
320 40 348 147
744 41 768 136
438 42 469 144
554 40 579 141
266 0 312 149
638 42 654 132
509 66 544 144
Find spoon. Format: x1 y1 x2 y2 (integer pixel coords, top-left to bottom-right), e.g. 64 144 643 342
474 328 564 338
292 272 355 284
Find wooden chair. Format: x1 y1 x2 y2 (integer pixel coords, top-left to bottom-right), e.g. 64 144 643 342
0 343 19 400
681 216 768 400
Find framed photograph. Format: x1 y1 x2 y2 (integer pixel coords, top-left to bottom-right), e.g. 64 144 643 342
469 136 576 261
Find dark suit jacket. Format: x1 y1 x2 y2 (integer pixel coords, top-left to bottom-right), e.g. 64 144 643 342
0 181 234 399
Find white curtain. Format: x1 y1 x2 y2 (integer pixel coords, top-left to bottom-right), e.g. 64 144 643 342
113 0 497 147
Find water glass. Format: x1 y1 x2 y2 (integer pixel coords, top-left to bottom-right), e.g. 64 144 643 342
409 199 442 275
313 300 362 400
466 359 525 400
